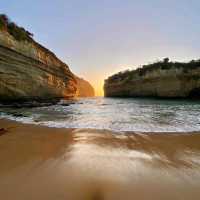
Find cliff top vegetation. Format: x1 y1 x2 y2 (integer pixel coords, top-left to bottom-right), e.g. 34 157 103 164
0 14 68 67
0 14 34 42
106 58 200 83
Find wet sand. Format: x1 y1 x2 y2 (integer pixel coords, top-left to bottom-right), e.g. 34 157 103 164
0 119 200 200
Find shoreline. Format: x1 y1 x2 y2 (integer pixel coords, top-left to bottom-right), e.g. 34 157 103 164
1 118 200 135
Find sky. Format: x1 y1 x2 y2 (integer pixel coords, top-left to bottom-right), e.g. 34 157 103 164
1 0 200 96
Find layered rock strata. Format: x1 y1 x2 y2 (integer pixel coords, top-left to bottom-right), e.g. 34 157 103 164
0 30 94 102
104 60 200 98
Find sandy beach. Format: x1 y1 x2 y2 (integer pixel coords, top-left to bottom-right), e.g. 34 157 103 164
0 119 200 200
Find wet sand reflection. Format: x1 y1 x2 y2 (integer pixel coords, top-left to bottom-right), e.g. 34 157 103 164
0 119 200 200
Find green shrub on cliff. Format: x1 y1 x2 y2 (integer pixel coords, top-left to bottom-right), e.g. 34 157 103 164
106 58 200 83
0 14 34 42
0 14 8 30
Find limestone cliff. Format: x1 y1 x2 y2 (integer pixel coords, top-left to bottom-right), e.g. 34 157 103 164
0 17 94 103
0 29 78 102
104 59 200 98
75 76 95 97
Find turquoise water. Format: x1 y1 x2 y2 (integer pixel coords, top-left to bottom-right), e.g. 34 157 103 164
1 97 200 132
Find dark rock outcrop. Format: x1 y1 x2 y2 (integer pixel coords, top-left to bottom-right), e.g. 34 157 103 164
104 59 200 98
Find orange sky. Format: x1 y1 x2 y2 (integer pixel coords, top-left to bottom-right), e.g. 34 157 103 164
75 64 134 96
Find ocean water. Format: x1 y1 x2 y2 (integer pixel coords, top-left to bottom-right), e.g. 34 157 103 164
1 97 200 132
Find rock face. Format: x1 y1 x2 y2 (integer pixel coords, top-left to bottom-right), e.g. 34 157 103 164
76 76 95 97
0 30 94 102
104 60 200 98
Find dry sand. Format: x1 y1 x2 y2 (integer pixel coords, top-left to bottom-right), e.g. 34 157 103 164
0 119 200 200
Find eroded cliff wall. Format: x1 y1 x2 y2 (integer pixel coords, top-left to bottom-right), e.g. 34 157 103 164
0 30 78 102
75 76 95 97
104 63 200 98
